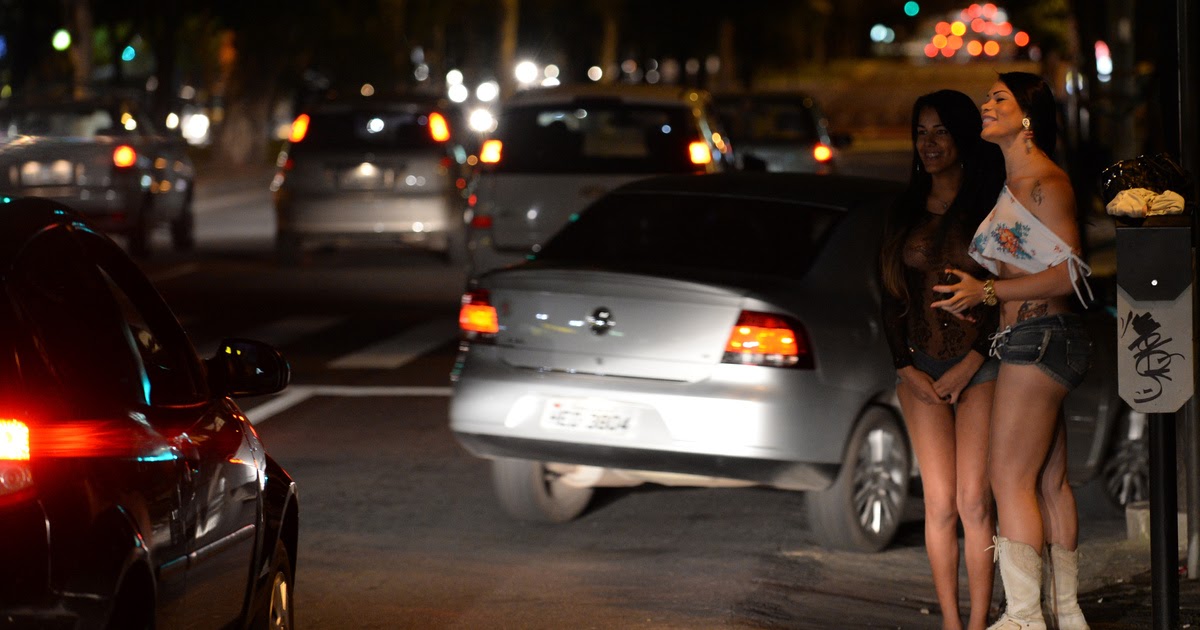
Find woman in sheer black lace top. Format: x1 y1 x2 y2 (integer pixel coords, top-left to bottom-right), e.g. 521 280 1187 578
878 90 1004 630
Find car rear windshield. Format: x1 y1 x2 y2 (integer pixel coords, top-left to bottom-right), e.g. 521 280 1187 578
720 99 821 144
533 191 843 279
0 106 144 139
294 108 448 152
489 101 700 174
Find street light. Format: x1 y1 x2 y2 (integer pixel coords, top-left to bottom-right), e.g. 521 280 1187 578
515 61 539 86
51 29 71 51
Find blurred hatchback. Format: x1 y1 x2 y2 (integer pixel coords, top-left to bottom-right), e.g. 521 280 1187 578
715 91 848 174
0 197 298 628
0 98 197 258
271 96 469 264
451 173 909 552
465 84 735 276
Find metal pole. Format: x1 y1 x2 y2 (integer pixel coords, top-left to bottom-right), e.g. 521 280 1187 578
1150 412 1180 629
1179 0 1200 586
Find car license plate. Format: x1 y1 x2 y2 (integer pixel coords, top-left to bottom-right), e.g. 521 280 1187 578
540 398 634 434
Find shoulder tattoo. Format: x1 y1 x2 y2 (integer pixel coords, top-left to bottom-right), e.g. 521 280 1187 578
1031 180 1044 206
1017 301 1048 322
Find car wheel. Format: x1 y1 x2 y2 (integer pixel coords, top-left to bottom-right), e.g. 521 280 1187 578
276 232 302 266
250 539 294 630
170 192 195 251
807 405 910 552
1079 406 1149 517
491 458 593 523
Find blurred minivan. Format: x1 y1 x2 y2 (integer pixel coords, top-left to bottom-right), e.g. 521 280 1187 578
271 96 469 264
465 84 735 276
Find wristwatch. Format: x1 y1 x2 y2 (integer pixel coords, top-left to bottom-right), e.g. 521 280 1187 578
983 279 998 306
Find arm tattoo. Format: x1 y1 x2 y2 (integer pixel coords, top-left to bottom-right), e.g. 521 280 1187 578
1031 180 1044 206
1017 301 1048 322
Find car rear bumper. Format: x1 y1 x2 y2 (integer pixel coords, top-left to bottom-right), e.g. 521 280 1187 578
448 345 874 490
275 190 457 236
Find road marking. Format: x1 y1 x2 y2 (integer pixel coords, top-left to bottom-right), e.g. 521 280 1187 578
328 319 458 369
246 384 453 424
195 315 342 357
149 263 199 283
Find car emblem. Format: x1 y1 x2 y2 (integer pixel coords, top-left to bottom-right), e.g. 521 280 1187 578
588 307 614 335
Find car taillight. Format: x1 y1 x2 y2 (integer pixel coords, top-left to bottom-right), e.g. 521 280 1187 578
688 141 712 165
722 311 813 369
428 112 450 142
459 289 499 339
480 139 502 164
0 419 33 504
112 145 137 168
469 213 492 229
813 143 833 163
290 114 311 143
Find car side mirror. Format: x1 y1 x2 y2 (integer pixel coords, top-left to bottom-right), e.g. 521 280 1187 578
741 153 768 172
205 338 291 398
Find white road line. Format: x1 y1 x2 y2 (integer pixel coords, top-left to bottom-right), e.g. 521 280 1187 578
149 263 199 283
328 318 458 369
246 384 453 424
195 315 343 357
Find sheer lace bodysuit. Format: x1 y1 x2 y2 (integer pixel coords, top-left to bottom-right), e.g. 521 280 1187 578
881 209 998 370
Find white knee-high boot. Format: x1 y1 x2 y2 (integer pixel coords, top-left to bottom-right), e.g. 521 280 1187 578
987 537 1047 630
1042 543 1089 630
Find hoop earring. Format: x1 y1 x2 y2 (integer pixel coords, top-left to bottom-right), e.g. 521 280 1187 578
1021 117 1034 153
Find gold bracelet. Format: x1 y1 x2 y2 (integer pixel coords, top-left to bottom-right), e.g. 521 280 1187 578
983 279 998 306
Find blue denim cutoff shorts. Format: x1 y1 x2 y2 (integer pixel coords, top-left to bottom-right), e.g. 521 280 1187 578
989 313 1093 390
910 347 1000 390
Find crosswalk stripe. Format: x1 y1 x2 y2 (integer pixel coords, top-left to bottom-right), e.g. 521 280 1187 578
246 384 454 424
194 315 343 357
327 318 458 369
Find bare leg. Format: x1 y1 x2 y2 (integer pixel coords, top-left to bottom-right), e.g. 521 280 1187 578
899 381 964 630
989 363 1070 550
955 381 995 630
1038 417 1079 549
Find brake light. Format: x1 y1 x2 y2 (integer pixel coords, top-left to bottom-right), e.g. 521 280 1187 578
459 289 499 337
0 419 33 504
688 141 712 165
0 419 30 461
112 145 137 168
722 311 813 369
469 214 492 229
428 112 450 142
290 114 311 143
480 139 502 164
813 143 833 163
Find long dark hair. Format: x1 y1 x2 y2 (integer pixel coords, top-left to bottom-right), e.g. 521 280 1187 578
880 90 1004 300
997 71 1058 155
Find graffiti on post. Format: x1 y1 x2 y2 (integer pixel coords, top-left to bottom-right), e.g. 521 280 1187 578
1120 310 1186 404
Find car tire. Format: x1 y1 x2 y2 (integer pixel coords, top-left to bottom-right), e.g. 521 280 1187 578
170 191 196 251
276 232 303 266
807 405 910 552
250 539 294 630
491 458 593 523
1078 406 1149 518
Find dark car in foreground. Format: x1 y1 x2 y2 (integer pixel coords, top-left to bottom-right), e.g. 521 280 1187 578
449 172 1142 552
0 197 297 628
0 98 196 258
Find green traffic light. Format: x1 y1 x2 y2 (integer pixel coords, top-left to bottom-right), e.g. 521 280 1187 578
52 29 71 51
904 1 920 17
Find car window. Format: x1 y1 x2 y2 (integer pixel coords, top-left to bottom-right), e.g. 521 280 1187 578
6 226 146 414
294 108 449 152
0 106 144 139
489 102 700 174
747 102 820 143
533 191 843 279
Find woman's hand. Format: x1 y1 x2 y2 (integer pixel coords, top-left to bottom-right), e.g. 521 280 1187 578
897 365 948 405
932 351 985 404
930 268 985 320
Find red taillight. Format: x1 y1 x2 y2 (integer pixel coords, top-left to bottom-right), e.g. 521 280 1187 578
480 139 502 164
813 143 833 163
722 311 813 369
0 419 30 461
290 114 311 143
688 141 713 165
282 157 295 172
459 289 499 337
112 145 137 168
469 213 492 229
0 419 33 504
428 112 450 142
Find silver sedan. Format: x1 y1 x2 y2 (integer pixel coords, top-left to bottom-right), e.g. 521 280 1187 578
450 172 911 552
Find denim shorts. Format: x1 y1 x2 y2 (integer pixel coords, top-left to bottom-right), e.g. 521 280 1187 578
989 313 1093 390
909 347 1000 390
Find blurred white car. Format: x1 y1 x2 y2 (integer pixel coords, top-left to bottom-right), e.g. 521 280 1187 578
465 84 735 276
